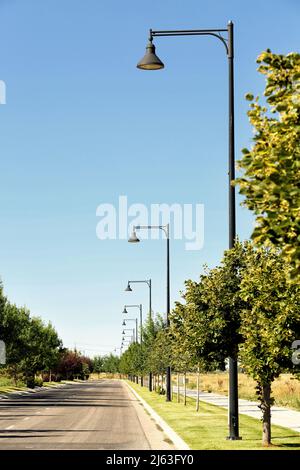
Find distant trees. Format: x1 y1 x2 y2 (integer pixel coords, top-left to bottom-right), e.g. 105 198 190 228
92 354 120 375
55 350 92 381
0 283 62 387
0 280 95 386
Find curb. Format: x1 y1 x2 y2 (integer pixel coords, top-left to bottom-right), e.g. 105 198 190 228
125 381 190 451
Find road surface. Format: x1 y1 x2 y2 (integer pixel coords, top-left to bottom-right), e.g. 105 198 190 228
0 380 175 450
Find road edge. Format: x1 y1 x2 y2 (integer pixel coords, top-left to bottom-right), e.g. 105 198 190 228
125 381 190 451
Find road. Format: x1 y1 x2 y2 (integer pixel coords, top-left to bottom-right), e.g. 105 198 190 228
0 380 175 450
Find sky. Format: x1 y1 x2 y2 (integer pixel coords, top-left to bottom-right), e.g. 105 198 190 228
0 0 299 356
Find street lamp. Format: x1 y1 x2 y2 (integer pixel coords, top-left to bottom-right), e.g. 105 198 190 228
123 304 143 343
125 280 152 318
122 318 138 343
122 328 134 336
125 279 153 391
136 21 240 440
128 224 171 402
115 346 123 357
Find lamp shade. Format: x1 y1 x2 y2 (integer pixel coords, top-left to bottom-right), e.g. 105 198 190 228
125 284 132 292
137 42 164 70
122 320 126 326
128 230 140 243
123 307 128 314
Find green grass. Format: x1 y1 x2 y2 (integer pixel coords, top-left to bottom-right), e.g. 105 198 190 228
0 376 26 394
128 381 300 450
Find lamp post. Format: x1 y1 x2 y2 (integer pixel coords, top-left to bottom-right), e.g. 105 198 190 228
136 21 240 440
125 279 154 391
124 303 143 386
123 304 143 343
122 318 138 343
122 328 135 343
125 280 152 319
128 224 171 402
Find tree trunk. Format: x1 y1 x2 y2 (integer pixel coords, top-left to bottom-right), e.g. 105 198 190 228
261 382 272 446
177 373 180 403
184 372 187 406
196 365 200 412
141 375 143 387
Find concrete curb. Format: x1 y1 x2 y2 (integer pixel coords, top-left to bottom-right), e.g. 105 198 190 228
125 381 190 451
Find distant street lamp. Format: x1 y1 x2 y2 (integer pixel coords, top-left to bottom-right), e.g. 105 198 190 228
122 318 138 343
136 21 240 439
123 304 143 343
125 279 153 391
128 224 171 402
125 280 152 318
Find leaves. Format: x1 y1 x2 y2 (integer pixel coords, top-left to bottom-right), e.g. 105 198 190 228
235 50 300 278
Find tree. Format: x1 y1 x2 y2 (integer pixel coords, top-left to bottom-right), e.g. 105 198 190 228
101 354 120 374
239 245 300 446
92 356 104 377
56 350 83 380
235 50 300 278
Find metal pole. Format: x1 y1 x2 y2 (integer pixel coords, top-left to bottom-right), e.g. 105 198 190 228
135 319 138 343
166 223 171 401
149 279 152 318
140 304 143 343
149 279 153 392
227 21 239 441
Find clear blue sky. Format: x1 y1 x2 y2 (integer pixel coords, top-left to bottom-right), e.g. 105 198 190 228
0 0 299 356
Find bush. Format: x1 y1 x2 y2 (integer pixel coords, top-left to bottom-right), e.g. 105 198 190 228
34 377 43 387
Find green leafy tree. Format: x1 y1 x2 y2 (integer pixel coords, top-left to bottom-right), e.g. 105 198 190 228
19 316 61 387
235 50 300 278
239 245 300 446
101 353 120 373
92 356 104 376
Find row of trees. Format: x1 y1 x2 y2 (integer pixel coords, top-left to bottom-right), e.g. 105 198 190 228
0 283 62 387
119 242 300 446
92 354 120 375
0 283 93 385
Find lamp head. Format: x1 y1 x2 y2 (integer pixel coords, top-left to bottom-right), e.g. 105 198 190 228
122 320 126 326
128 229 140 243
125 283 132 292
123 307 128 314
137 41 164 70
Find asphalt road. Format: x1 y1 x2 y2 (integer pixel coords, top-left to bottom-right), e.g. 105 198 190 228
0 380 174 450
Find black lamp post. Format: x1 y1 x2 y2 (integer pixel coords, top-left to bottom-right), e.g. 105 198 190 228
136 22 239 439
125 280 152 319
125 279 153 391
122 317 138 343
128 224 171 402
123 304 143 343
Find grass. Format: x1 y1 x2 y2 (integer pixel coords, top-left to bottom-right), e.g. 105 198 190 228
178 372 300 411
0 374 74 394
0 375 26 394
128 381 300 450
